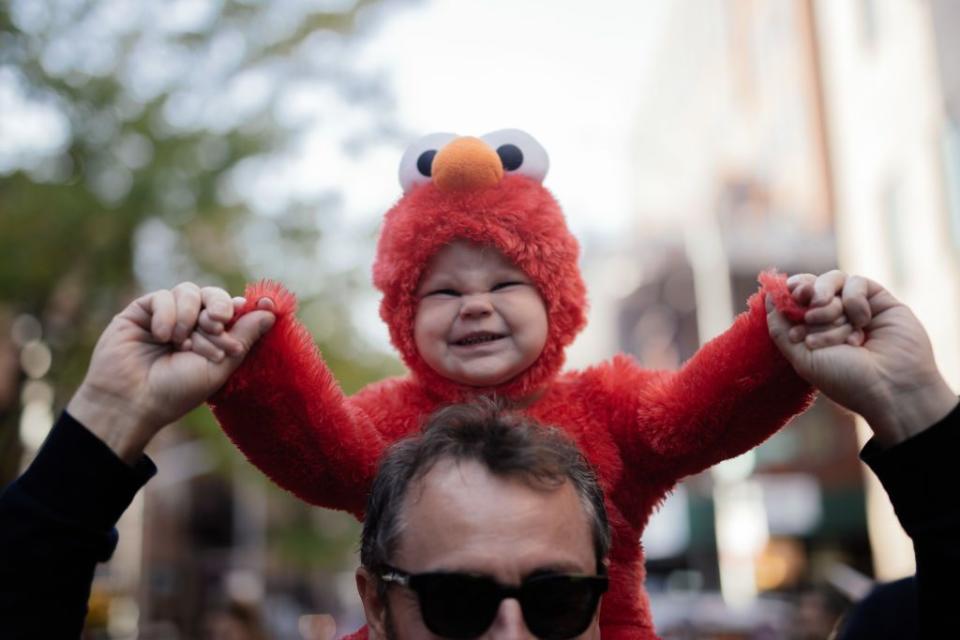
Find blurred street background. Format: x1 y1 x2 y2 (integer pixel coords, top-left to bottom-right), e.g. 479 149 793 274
2 0 959 638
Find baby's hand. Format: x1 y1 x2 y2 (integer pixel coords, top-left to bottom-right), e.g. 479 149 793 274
186 296 276 362
184 280 291 362
786 270 870 349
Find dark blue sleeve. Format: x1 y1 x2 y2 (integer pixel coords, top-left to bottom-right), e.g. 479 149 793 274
858 401 960 640
0 412 155 639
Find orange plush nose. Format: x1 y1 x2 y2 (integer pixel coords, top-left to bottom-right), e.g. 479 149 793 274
432 136 503 192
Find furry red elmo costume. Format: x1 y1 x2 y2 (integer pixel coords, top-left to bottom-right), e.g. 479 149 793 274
209 130 814 639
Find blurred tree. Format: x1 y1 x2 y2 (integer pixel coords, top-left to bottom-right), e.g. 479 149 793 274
0 1 416 633
0 0 404 483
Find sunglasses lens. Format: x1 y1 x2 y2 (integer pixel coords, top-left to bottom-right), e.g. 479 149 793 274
521 576 604 640
411 573 502 639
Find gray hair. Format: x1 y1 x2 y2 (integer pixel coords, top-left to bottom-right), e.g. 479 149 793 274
360 398 611 575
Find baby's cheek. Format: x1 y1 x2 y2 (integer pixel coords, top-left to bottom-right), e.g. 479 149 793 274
413 301 454 358
412 307 431 349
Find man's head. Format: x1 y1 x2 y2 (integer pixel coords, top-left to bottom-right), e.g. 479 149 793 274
356 399 610 639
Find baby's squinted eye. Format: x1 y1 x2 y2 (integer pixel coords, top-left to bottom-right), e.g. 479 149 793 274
426 288 460 297
491 281 525 291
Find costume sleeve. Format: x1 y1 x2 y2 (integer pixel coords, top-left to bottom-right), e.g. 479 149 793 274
207 281 386 517
0 411 155 640
606 271 815 482
859 400 960 639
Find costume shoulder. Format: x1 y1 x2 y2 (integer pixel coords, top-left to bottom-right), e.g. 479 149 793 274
348 375 437 441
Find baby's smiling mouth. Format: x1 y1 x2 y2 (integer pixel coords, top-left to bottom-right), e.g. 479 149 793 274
452 331 506 346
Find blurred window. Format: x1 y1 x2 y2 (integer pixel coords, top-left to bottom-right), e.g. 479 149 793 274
859 0 880 49
881 178 906 288
943 119 960 251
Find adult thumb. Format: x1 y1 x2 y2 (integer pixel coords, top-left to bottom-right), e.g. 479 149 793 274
765 295 804 365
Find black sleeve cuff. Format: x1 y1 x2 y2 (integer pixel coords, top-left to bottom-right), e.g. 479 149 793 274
860 400 960 534
17 411 157 532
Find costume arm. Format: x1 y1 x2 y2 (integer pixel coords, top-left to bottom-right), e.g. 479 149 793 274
0 412 155 639
208 281 385 517
608 271 815 482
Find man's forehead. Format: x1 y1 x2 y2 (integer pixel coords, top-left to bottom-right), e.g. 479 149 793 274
405 458 561 508
393 458 595 578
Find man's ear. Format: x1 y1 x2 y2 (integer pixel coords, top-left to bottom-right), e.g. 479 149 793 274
356 567 389 638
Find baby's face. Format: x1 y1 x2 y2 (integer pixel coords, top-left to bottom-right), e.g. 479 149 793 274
414 241 548 387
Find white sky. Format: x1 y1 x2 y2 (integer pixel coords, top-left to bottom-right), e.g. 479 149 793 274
335 0 670 237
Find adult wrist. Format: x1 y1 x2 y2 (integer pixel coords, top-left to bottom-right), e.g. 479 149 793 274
66 384 157 465
866 375 957 447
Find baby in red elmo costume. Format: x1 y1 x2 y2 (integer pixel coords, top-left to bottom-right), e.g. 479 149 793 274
209 130 817 639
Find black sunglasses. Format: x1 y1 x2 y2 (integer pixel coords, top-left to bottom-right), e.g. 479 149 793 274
377 564 608 639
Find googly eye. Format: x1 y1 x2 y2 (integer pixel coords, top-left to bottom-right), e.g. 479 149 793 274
398 132 457 193
480 129 549 183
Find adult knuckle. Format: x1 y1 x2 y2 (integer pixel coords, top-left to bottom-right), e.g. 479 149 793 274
174 281 201 297
200 285 226 298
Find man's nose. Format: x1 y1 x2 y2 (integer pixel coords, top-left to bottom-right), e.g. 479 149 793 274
459 293 494 318
485 599 534 640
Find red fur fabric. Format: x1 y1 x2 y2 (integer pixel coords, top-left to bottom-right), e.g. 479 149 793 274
209 174 814 639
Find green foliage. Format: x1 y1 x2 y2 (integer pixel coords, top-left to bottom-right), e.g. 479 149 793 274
0 0 403 535
269 504 362 571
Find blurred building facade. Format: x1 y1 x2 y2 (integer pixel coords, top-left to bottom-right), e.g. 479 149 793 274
78 425 364 639
570 0 960 634
814 0 960 584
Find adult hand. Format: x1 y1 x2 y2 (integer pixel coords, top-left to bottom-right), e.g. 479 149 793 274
66 283 275 463
768 274 956 446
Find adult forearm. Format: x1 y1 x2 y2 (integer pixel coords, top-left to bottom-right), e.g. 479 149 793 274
0 412 155 638
862 401 960 639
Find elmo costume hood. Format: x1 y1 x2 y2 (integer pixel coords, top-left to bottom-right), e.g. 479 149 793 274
210 129 815 640
373 129 586 401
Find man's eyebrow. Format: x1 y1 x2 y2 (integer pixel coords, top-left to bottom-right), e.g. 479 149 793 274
525 562 588 577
